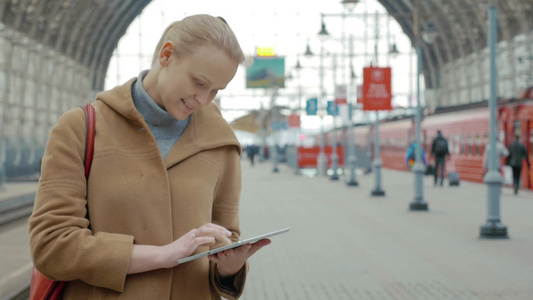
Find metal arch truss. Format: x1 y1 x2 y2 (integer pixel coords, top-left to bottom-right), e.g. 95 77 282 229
378 0 533 106
0 0 151 182
0 0 151 91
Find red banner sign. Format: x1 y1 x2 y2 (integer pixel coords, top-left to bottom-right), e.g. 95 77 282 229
335 85 347 105
287 114 301 128
362 67 392 111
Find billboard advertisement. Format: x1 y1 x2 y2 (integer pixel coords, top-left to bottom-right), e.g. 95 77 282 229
246 56 285 89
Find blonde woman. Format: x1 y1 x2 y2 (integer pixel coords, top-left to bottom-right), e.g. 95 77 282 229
29 14 269 299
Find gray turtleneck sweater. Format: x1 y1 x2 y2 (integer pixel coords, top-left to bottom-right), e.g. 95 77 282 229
131 70 190 158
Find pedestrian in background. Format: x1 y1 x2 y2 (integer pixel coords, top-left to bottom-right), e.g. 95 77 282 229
483 139 509 176
506 134 531 194
431 130 449 186
246 144 259 166
405 141 427 169
29 14 269 300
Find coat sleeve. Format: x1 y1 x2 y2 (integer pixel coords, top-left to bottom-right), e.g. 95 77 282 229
209 145 249 299
28 107 134 292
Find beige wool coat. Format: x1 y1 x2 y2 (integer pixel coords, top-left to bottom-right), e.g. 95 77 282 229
29 78 248 299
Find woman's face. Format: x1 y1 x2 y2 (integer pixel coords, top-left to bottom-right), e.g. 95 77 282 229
150 42 239 120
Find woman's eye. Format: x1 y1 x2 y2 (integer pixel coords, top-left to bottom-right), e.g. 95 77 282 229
194 80 204 87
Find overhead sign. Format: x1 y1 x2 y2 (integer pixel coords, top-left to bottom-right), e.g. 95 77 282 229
327 100 339 116
256 47 276 57
335 85 347 104
306 98 318 115
287 114 301 128
270 120 289 131
362 67 392 111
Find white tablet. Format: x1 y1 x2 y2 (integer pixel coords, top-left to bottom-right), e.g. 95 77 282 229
177 227 289 264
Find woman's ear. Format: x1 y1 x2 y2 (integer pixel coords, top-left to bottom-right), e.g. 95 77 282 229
159 41 174 66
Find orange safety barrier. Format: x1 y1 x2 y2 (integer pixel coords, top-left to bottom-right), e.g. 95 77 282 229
297 146 345 169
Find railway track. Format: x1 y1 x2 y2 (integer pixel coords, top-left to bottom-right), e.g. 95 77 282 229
0 192 36 300
0 193 36 227
4 285 30 300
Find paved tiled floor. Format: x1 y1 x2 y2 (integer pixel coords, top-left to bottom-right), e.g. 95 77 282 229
238 161 533 300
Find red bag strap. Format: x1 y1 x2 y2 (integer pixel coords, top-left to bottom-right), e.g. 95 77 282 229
82 104 95 179
29 106 95 300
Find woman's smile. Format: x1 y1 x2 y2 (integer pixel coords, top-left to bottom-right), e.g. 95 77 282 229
181 99 194 111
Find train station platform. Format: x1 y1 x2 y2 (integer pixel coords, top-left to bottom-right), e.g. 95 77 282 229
0 181 37 300
1 162 533 299
238 161 533 300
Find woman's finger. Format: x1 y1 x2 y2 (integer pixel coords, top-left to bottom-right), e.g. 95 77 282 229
191 235 217 246
193 224 232 244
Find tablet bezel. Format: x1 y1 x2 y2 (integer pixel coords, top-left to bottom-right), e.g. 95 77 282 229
177 227 289 264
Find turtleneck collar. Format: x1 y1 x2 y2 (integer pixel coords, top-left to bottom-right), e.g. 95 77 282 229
131 70 189 126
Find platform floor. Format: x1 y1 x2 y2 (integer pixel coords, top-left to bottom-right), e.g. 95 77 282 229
238 161 533 300
0 181 37 300
1 162 532 299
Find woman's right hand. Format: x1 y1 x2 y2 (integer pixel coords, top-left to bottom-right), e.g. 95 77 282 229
159 223 233 269
127 223 232 274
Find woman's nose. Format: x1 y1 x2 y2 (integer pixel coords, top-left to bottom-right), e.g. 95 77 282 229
195 92 211 107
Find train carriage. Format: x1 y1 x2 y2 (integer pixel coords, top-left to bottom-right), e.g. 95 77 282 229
378 118 414 171
313 98 533 191
500 102 533 189
421 108 490 183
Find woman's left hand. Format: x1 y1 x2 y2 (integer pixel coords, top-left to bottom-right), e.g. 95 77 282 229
208 239 271 278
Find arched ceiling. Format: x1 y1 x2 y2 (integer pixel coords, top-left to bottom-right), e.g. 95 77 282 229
379 0 533 89
1 0 532 91
0 0 151 90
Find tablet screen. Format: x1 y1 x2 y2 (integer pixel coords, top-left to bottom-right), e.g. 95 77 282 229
177 227 289 264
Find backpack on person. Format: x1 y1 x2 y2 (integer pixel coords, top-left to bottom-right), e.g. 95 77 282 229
434 138 448 156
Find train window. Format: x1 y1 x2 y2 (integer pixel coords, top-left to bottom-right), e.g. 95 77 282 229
482 133 488 155
466 134 474 155
476 134 481 156
461 134 466 155
514 121 521 138
530 131 533 152
454 135 460 155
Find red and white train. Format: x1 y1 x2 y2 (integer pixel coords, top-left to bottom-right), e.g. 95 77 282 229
317 94 533 191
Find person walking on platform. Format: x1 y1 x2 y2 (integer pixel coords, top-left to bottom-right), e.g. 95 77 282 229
482 139 509 176
29 15 269 300
506 134 531 194
246 144 259 166
431 130 450 186
405 141 427 169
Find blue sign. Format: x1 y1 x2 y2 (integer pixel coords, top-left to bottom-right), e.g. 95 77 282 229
271 121 288 131
306 98 318 115
271 121 280 131
327 101 339 116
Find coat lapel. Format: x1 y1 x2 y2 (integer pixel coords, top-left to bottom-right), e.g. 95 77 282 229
163 103 241 169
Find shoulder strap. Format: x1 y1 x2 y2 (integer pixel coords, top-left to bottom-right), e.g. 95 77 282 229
82 104 96 178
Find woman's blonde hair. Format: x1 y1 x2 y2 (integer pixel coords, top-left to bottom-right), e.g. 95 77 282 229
151 14 245 67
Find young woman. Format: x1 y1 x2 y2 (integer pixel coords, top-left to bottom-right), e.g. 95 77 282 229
29 14 269 299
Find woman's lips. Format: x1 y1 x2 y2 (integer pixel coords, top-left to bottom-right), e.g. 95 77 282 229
182 99 193 110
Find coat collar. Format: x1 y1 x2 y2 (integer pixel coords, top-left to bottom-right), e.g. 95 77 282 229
96 77 242 169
